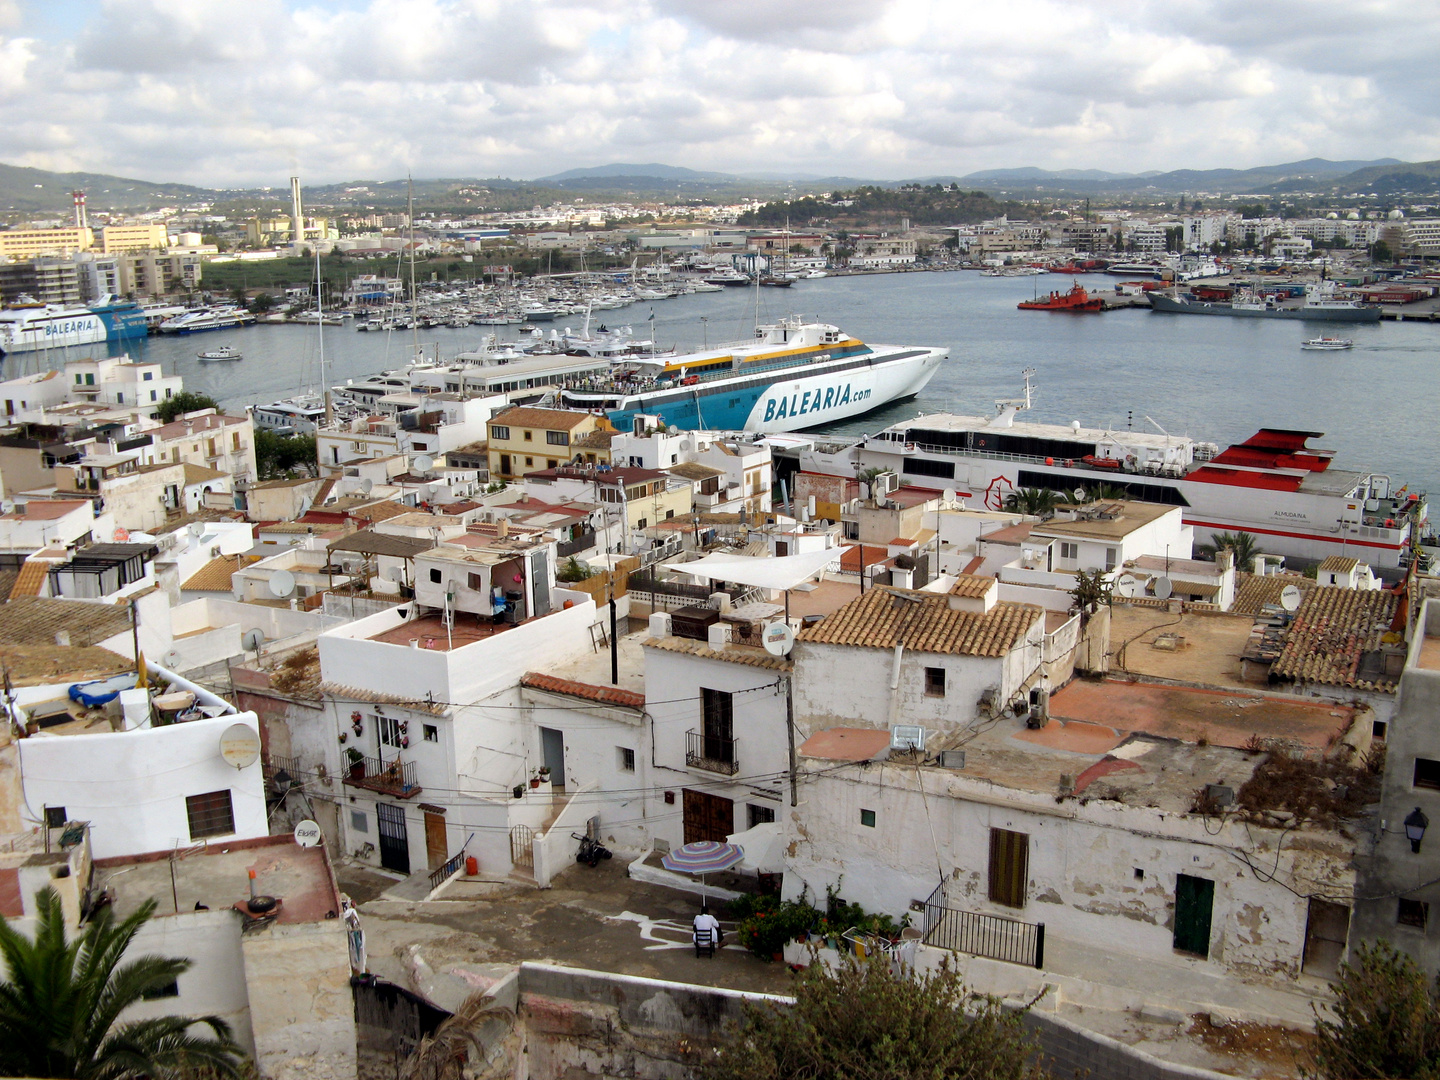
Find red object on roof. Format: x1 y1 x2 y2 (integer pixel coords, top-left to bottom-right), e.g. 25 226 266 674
521 672 644 709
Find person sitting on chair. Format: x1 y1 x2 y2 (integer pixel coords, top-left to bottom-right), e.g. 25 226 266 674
693 904 722 947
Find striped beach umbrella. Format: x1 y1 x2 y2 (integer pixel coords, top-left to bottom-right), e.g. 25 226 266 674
662 841 745 901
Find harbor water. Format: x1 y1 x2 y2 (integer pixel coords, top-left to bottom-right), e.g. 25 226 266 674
15 271 1440 495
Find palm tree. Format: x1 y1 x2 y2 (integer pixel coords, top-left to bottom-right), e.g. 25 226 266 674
1196 530 1260 566
0 887 244 1080
1004 486 1068 516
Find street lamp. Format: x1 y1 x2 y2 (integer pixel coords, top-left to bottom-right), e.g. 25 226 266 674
1405 807 1429 854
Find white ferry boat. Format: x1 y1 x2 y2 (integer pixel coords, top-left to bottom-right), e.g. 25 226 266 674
1301 337 1354 351
0 298 148 355
791 372 1425 568
559 317 946 433
158 306 257 334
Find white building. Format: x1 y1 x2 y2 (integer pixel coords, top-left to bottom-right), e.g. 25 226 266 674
63 356 183 415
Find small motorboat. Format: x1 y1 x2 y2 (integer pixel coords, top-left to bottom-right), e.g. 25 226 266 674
197 345 242 360
1300 337 1354 351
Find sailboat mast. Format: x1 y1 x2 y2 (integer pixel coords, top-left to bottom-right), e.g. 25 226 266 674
316 233 333 425
408 175 419 362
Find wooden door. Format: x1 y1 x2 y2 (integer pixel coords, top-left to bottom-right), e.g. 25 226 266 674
424 811 447 871
1302 898 1350 978
683 789 734 844
987 828 1029 908
1174 874 1214 957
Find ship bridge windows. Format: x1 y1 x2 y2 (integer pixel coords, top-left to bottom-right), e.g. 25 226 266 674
903 458 955 480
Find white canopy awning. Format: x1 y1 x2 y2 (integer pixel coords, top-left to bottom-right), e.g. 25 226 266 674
727 820 785 874
666 546 849 592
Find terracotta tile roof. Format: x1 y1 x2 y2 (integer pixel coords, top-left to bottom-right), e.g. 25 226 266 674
1271 585 1400 692
644 635 792 670
572 429 617 450
182 554 255 593
8 560 51 600
949 573 996 599
798 727 892 762
1230 573 1315 616
1318 556 1360 573
520 672 645 709
490 406 592 431
0 596 133 647
182 463 229 484
982 523 1034 545
839 547 892 572
0 500 82 522
348 501 410 523
318 682 447 714
796 587 1042 658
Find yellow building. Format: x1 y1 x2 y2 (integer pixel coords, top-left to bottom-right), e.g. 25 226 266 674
245 216 332 247
99 224 170 253
0 228 92 259
486 406 609 480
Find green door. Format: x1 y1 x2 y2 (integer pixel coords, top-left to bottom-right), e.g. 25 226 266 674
1174 874 1214 957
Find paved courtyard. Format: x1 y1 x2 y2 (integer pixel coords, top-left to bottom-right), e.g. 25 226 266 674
337 857 796 1001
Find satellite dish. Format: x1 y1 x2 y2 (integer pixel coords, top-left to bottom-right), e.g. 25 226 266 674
219 723 260 770
414 454 435 474
162 649 182 668
383 565 406 583
1279 584 1302 612
1153 576 1173 600
762 621 796 656
942 488 956 504
1115 574 1138 598
1073 487 1087 502
292 819 322 848
269 569 296 598
187 522 204 538
241 628 265 652
359 478 373 494
0 501 12 515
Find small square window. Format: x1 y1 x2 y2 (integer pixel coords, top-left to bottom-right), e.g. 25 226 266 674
141 979 179 1000
1134 867 1145 880
1373 720 1388 740
924 666 945 697
618 747 635 772
429 568 442 583
423 724 438 743
1398 898 1429 929
185 790 235 840
1414 758 1440 791
748 803 775 828
350 810 368 833
523 430 533 441
44 806 66 828
524 457 533 467
860 808 877 828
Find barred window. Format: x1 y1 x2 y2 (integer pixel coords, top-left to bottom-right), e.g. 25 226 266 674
185 790 235 840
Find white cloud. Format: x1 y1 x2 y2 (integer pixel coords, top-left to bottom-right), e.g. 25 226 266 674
0 0 1435 186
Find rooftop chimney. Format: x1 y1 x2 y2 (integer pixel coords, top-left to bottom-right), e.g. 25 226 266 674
290 176 304 250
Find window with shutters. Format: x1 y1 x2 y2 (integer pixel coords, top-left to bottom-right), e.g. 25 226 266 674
185 790 235 840
1059 541 1078 561
987 828 1028 908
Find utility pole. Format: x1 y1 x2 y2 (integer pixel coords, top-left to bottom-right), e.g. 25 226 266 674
785 675 797 808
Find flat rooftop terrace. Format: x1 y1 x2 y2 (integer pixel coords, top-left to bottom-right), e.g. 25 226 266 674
369 610 533 651
1419 633 1440 672
97 836 340 924
1109 605 1256 688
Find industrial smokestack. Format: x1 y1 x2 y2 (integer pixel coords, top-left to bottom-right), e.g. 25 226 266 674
290 176 304 250
70 190 87 229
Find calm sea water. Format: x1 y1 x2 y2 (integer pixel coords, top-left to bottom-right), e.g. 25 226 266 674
16 271 1440 493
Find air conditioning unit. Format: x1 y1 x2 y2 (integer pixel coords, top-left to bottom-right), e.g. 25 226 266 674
890 725 926 752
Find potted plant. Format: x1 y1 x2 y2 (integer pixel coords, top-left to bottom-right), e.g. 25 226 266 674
538 765 551 781
346 747 365 780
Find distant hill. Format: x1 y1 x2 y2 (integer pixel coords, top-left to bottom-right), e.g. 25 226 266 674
536 163 739 184
0 163 212 213
1327 159 1440 195
961 167 1141 182
959 158 1403 196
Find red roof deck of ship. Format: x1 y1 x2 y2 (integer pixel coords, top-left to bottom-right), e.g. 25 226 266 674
1187 429 1334 491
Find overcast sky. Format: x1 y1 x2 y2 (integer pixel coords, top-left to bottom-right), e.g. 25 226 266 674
3 0 1437 187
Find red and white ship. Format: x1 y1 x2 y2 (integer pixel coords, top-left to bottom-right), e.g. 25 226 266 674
787 373 1427 568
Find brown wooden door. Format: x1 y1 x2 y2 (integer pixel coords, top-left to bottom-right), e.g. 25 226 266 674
683 789 734 844
424 811 447 870
987 828 1029 908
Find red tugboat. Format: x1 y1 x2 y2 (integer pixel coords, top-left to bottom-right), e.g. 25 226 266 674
1017 282 1104 312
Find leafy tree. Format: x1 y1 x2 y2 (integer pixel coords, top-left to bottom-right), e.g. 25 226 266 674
1371 240 1393 264
0 886 244 1080
154 392 219 424
255 430 317 479
1311 939 1440 1080
1195 530 1259 566
711 954 1047 1080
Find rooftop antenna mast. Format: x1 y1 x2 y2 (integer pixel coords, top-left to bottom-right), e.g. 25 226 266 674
316 238 332 425
408 175 420 363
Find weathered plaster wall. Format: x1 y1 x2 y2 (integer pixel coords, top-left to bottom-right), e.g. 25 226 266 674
784 762 1355 982
242 920 358 1080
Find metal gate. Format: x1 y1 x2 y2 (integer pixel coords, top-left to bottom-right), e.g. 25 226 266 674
376 803 410 875
510 824 534 870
